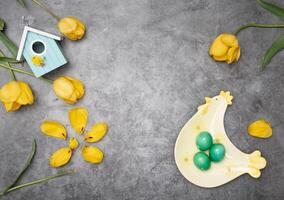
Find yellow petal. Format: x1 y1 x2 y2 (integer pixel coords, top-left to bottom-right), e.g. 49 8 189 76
40 120 67 139
0 81 21 103
65 76 85 99
65 92 78 104
84 122 108 143
49 147 72 167
2 102 21 112
81 146 104 164
213 54 228 61
248 119 272 138
16 81 34 105
69 137 79 150
68 107 88 134
220 33 239 47
209 35 228 57
53 77 75 100
227 47 238 64
69 16 86 30
236 47 241 61
63 98 77 104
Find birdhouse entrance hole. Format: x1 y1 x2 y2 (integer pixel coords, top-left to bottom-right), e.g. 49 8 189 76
31 41 45 54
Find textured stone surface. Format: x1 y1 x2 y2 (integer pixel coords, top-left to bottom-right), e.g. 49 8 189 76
1 0 284 199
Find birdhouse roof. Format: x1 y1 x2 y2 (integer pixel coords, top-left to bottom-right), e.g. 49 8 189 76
16 26 63 60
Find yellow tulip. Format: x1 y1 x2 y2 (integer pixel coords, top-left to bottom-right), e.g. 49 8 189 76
58 17 86 40
209 33 241 64
53 76 84 104
0 81 34 112
248 119 272 138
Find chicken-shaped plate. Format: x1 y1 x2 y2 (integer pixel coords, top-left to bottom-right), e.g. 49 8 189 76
174 91 266 188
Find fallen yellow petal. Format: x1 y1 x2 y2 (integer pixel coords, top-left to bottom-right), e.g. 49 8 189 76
68 107 88 134
81 146 104 164
40 120 67 139
248 119 272 138
53 77 75 100
84 122 108 143
49 147 72 167
69 137 79 150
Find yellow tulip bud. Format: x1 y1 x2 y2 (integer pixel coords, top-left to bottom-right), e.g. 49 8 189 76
0 81 34 112
209 33 241 64
53 76 85 104
248 119 272 138
58 16 86 40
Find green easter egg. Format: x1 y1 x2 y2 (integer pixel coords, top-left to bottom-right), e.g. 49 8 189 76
193 152 211 171
196 131 213 151
209 143 225 162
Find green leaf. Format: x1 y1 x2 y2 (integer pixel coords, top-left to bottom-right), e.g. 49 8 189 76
0 56 22 63
0 18 5 31
0 139 36 195
17 0 26 7
257 0 284 21
0 32 19 58
261 35 284 68
0 50 16 80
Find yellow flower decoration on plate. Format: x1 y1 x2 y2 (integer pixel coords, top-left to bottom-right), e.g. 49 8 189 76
40 107 108 168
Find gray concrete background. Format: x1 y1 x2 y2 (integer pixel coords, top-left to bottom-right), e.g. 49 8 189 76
0 0 284 199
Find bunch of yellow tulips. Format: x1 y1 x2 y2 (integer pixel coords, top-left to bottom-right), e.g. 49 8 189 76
0 76 85 112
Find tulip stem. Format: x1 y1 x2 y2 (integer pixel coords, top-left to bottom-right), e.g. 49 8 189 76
8 63 17 80
0 170 74 196
0 50 16 80
234 23 284 35
0 63 53 84
32 0 61 21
